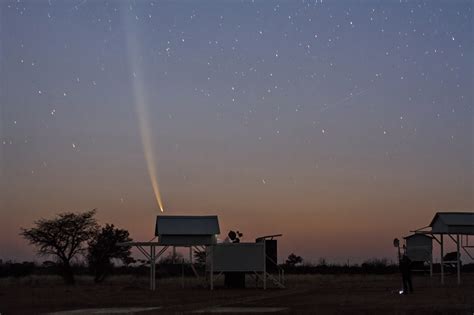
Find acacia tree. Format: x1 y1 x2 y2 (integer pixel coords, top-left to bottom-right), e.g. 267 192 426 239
285 253 303 267
87 224 134 283
20 210 98 284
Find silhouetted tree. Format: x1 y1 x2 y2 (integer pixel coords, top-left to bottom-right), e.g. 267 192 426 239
286 253 303 267
87 224 134 283
20 210 98 284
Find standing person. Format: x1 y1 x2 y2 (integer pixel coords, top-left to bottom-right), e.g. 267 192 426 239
400 254 413 294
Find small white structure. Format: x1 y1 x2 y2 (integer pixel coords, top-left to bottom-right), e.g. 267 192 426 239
414 211 474 285
121 215 284 290
403 234 433 275
121 215 220 290
404 234 432 261
155 215 219 246
430 212 474 235
206 242 285 290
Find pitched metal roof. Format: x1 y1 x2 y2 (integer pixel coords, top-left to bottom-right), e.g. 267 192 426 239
403 233 432 240
429 212 474 227
155 215 220 236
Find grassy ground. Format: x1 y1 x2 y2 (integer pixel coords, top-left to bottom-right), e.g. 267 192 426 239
0 273 473 314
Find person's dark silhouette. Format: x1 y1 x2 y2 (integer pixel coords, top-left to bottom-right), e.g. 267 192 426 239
400 254 413 294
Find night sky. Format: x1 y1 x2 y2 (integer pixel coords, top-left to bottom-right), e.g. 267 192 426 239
1 0 472 263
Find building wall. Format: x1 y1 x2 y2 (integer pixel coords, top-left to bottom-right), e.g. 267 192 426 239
406 235 432 261
207 243 265 272
158 235 217 246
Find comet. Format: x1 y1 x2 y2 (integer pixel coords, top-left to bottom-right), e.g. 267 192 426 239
122 6 164 212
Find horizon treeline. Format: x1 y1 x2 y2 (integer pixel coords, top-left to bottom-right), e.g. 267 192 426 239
2 257 472 279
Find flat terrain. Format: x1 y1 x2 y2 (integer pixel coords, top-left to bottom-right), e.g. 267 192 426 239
0 274 473 314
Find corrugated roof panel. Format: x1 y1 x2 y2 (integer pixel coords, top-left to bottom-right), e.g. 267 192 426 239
430 212 474 227
155 215 220 236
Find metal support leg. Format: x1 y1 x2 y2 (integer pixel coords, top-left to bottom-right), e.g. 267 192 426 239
181 258 185 288
263 242 266 290
456 234 461 285
123 243 166 291
440 234 444 285
151 245 156 291
210 247 214 290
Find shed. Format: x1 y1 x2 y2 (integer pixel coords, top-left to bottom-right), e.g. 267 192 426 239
155 215 220 246
206 242 285 289
429 212 474 235
414 211 474 285
404 234 432 262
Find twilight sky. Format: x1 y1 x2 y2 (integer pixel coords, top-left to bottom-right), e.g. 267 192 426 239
0 0 472 263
